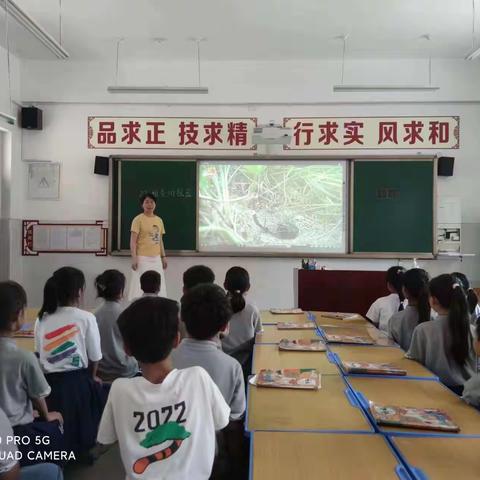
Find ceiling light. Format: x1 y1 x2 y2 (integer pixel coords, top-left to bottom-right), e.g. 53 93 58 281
465 0 479 59
0 0 69 59
107 86 208 94
333 85 439 92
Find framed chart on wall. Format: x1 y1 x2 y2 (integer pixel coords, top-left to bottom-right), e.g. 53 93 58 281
27 162 61 200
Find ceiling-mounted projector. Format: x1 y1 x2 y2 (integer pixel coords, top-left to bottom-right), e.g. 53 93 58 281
252 123 292 145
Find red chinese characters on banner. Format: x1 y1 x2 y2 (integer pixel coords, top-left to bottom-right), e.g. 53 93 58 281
179 121 199 145
203 122 223 145
121 121 141 144
319 121 339 145
227 122 248 146
97 121 116 144
343 121 364 145
378 122 398 145
293 121 314 146
428 121 450 144
403 120 424 145
146 122 166 145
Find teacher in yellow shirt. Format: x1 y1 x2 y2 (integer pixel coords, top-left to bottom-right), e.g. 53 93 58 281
128 192 168 300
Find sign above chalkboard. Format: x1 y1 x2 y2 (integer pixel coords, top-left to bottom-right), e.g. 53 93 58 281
284 116 459 150
88 117 257 150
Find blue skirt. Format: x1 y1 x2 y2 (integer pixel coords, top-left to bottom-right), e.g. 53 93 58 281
45 369 110 458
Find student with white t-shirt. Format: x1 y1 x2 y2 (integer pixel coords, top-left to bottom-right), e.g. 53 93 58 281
366 266 406 331
97 297 230 480
35 267 107 460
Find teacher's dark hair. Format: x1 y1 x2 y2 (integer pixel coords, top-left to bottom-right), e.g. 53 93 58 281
139 192 157 204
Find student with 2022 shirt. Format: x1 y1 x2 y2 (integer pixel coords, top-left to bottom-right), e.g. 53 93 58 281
97 297 230 480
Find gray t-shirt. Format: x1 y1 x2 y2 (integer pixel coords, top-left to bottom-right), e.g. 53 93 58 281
0 337 51 426
171 338 245 420
406 314 477 387
388 305 422 351
463 374 480 407
0 407 18 475
95 301 138 381
222 302 262 353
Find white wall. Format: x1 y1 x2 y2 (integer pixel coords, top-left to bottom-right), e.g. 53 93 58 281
13 56 480 308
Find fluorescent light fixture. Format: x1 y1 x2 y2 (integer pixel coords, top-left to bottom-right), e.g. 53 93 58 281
1 0 69 59
465 46 480 60
333 84 439 92
107 86 209 94
0 111 16 125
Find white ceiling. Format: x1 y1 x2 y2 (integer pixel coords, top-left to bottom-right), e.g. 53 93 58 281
0 0 478 62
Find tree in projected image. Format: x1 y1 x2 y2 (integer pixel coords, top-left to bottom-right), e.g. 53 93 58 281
199 163 345 252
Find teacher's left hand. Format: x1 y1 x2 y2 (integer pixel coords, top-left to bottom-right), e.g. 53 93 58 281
162 257 168 270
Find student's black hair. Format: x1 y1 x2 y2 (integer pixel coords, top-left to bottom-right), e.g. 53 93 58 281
95 269 125 301
429 274 471 367
0 281 27 332
117 297 179 363
181 283 233 340
386 266 406 302
139 192 157 205
140 270 161 294
224 266 250 314
183 265 215 291
452 272 479 316
39 266 85 319
403 268 430 325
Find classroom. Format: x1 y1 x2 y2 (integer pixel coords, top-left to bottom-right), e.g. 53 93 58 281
0 1 480 479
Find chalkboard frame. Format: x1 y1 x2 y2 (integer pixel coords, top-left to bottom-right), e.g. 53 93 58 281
108 155 437 259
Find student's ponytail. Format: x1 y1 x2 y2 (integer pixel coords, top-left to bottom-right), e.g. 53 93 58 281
430 274 471 367
386 266 406 303
95 269 125 301
39 266 86 319
403 268 430 324
224 266 250 314
452 272 478 315
39 276 59 319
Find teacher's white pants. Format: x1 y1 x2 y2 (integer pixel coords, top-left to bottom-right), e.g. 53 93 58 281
128 255 167 301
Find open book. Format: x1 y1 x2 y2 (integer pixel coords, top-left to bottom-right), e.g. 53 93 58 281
277 322 316 330
279 339 326 352
256 368 321 390
269 308 304 315
322 312 359 321
13 323 34 338
324 333 373 345
341 361 406 376
370 403 460 432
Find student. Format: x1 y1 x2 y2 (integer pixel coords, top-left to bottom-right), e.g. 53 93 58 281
94 270 138 382
172 284 245 420
182 265 215 293
0 407 64 480
140 270 161 297
367 266 406 331
407 274 477 395
0 282 63 467
463 322 480 408
452 272 480 325
388 269 430 351
97 297 230 480
221 267 262 354
35 267 106 458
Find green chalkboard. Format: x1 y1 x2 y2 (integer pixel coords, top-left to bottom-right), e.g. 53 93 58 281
111 159 197 252
353 160 434 254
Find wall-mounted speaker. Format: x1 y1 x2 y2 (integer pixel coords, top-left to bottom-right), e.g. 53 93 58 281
21 107 43 130
94 156 109 176
438 156 454 177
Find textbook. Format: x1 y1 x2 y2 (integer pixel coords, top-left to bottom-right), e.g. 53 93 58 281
277 322 316 330
279 338 327 352
370 403 460 433
341 361 407 376
13 323 34 338
269 308 303 315
324 333 373 345
322 312 359 321
256 368 321 390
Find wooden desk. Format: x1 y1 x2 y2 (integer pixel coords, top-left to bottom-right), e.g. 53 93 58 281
315 313 367 327
252 344 339 375
24 307 39 324
348 377 480 435
260 311 309 325
330 345 436 379
14 337 35 353
252 432 402 480
392 436 480 480
247 375 371 432
256 325 318 344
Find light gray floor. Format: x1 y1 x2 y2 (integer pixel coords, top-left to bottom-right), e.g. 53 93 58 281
64 445 124 480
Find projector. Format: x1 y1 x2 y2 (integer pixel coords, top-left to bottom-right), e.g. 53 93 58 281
252 123 292 145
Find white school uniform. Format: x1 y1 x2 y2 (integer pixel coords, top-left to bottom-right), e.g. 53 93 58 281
366 293 407 332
